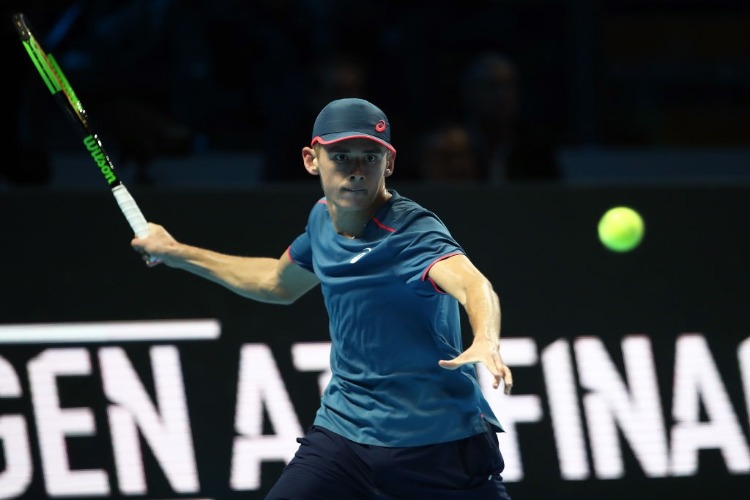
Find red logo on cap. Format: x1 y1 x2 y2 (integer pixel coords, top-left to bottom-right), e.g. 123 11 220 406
375 120 386 133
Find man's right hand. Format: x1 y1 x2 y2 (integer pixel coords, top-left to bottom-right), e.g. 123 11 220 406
131 222 177 267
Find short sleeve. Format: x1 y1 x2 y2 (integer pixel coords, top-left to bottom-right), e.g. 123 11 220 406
288 231 313 272
394 212 464 285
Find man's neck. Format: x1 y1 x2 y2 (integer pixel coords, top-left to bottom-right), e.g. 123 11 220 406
332 189 392 239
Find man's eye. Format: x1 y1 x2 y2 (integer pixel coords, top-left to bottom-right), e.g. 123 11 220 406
365 155 378 163
333 154 348 161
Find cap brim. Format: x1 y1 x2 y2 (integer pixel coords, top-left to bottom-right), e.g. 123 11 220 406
312 133 397 156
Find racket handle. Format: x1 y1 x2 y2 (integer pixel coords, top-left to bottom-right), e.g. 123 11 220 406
112 184 149 237
111 184 159 265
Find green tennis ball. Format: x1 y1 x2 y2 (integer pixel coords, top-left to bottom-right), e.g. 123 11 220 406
598 206 645 252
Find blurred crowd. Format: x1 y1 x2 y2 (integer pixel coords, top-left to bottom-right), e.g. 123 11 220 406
4 0 748 187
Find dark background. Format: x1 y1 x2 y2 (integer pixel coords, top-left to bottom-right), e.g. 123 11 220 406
1 186 749 499
2 1 750 498
2 0 750 187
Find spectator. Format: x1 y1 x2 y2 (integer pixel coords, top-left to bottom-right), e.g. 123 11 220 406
460 52 561 184
263 52 370 182
417 123 480 183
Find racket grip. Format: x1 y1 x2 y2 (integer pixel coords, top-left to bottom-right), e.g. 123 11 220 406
112 184 149 237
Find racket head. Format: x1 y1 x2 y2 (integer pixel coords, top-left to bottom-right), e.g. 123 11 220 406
12 12 151 253
13 12 88 126
12 13 32 42
13 12 121 185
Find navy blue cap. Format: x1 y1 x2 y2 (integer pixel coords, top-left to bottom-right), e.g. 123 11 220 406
311 98 396 156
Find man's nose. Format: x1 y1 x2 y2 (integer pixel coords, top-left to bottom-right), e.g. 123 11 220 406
349 160 365 181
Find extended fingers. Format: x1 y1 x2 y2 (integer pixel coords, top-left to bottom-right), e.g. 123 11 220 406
487 353 513 393
502 367 513 394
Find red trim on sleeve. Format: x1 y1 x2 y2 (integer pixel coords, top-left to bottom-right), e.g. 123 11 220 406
421 252 463 294
285 245 297 264
426 277 445 293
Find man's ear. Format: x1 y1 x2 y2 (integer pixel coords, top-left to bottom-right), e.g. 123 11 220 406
302 146 319 175
384 158 395 177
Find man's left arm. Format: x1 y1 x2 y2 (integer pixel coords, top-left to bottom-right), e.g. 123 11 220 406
428 254 513 394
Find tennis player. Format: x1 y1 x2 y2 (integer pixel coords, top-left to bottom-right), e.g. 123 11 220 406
132 98 514 499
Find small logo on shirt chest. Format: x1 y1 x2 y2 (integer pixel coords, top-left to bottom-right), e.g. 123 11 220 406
349 247 372 264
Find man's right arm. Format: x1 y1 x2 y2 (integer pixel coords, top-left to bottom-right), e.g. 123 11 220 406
131 222 320 304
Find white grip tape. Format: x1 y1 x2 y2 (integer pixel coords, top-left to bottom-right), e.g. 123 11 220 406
112 184 149 237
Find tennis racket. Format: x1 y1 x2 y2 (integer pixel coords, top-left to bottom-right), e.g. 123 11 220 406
13 12 154 262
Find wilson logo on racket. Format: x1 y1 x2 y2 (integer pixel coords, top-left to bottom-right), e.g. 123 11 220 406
15 12 152 257
83 135 117 184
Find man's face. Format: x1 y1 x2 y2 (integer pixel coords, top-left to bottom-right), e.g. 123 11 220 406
314 139 391 211
470 60 519 126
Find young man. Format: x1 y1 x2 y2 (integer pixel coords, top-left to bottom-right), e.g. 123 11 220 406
131 98 514 499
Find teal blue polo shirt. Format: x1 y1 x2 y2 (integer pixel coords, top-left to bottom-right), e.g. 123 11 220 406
289 190 502 447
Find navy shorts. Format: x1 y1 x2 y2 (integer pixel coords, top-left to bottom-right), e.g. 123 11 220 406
265 424 512 499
